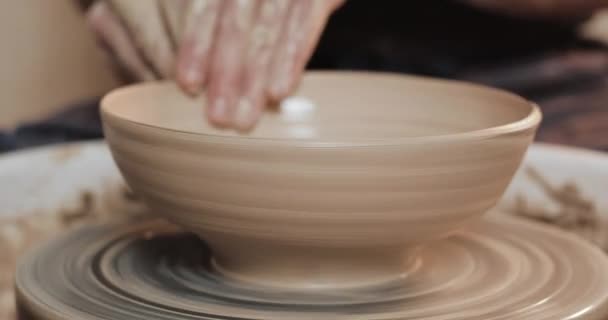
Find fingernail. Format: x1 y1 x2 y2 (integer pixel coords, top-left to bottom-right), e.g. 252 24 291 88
177 45 205 94
87 1 107 23
234 98 256 131
269 76 289 100
270 64 293 99
209 97 230 125
270 80 288 100
181 63 203 95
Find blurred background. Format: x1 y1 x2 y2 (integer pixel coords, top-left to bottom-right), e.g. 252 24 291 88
1 0 607 152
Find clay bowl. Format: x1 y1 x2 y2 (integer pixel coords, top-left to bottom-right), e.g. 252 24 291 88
101 71 541 290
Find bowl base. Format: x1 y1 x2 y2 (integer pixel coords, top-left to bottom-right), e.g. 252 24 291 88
202 232 422 291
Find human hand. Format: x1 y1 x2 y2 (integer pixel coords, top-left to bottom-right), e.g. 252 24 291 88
87 0 344 131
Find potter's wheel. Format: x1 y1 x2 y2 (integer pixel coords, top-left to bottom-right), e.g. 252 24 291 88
16 214 608 320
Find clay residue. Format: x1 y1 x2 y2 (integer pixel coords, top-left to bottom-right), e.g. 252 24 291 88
51 144 83 164
510 166 607 250
0 183 146 320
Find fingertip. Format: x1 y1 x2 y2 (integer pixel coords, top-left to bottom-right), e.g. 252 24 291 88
84 1 157 82
176 52 206 95
177 67 204 96
233 97 262 132
206 96 231 127
268 53 301 101
267 79 289 102
86 1 106 24
86 1 115 34
268 73 299 102
266 87 280 103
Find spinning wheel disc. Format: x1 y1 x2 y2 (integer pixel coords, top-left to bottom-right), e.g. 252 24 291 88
15 215 608 320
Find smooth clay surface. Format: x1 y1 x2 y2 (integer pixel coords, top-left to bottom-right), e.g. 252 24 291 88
101 72 541 288
15 214 608 320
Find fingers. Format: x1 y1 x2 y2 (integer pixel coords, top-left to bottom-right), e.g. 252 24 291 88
267 0 340 101
175 0 222 95
236 0 290 131
92 0 342 132
107 0 175 78
193 0 340 130
206 0 258 127
158 0 191 44
87 1 156 81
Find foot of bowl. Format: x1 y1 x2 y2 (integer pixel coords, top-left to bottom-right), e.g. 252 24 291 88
205 235 420 290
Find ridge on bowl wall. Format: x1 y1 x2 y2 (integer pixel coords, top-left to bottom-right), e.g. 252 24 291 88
100 71 541 290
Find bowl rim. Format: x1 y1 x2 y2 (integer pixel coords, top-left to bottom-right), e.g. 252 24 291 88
101 71 542 147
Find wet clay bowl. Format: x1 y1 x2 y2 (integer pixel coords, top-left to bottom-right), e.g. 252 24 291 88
101 71 541 290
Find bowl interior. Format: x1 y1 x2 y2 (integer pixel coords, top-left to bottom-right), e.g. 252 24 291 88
102 72 536 141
